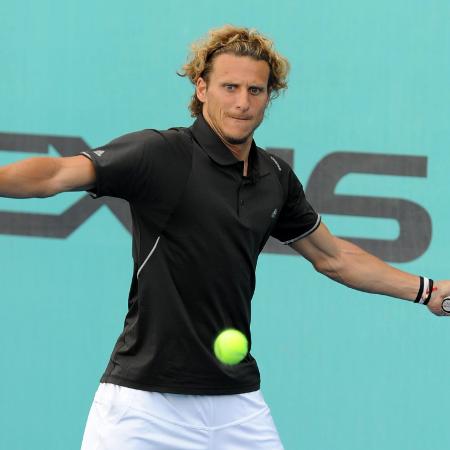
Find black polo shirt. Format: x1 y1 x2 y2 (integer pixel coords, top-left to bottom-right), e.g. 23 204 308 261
81 115 320 395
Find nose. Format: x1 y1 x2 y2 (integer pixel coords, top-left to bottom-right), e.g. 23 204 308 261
235 89 250 112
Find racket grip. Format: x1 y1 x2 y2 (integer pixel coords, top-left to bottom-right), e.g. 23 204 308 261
441 297 450 313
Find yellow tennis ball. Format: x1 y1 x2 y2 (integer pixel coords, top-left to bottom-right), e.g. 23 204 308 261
214 329 248 365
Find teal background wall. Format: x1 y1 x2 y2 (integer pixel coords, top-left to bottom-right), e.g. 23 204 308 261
1 1 450 449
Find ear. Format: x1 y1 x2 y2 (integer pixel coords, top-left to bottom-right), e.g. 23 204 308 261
196 77 207 103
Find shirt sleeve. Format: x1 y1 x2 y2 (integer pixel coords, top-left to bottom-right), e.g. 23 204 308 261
80 129 167 201
270 160 321 244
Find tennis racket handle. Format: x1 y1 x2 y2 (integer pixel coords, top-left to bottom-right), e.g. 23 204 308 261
441 297 450 313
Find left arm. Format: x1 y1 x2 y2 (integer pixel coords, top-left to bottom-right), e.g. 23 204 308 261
290 222 450 316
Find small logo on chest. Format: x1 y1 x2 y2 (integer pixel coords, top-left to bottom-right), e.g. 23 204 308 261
271 208 278 219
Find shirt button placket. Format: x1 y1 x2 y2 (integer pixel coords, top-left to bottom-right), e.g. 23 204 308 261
237 181 245 216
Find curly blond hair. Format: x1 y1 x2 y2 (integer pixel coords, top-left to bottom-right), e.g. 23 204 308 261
179 25 290 117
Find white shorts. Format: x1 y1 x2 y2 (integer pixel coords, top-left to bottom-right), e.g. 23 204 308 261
80 383 284 450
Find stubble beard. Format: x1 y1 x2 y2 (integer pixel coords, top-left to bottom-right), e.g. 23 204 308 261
223 117 264 146
223 133 253 145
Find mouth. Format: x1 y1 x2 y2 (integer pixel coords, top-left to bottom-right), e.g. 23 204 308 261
229 116 252 121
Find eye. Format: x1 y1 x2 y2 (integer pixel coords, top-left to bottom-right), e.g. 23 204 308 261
224 84 236 91
249 87 263 95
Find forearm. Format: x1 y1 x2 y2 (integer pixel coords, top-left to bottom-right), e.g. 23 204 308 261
319 237 420 302
292 223 449 315
0 157 60 198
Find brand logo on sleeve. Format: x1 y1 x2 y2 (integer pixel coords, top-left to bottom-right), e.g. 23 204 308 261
93 150 105 157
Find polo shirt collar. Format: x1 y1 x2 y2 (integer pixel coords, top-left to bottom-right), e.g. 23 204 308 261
190 114 269 177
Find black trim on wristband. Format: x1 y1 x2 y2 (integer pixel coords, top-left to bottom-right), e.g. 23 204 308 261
423 279 434 305
415 276 424 303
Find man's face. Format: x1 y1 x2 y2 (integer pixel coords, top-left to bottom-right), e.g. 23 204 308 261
196 53 270 146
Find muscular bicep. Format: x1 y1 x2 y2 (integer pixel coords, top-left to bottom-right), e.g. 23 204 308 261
52 155 96 194
0 155 96 198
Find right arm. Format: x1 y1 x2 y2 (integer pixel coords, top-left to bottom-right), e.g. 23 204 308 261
0 155 96 198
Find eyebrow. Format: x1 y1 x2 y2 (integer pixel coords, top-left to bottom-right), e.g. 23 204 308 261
221 82 267 90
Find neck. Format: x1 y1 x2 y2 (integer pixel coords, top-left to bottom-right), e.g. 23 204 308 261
223 140 251 163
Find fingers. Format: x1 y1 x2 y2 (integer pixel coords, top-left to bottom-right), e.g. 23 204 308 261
427 282 450 316
427 301 449 316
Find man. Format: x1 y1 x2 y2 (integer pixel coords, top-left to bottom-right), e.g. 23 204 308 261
1 25 449 450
